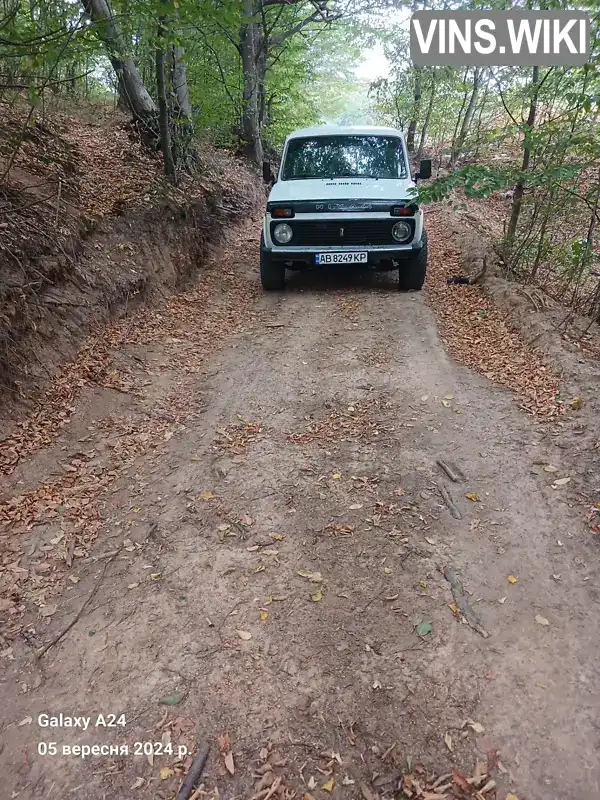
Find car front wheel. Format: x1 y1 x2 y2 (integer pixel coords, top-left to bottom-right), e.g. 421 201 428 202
398 231 428 291
260 235 285 290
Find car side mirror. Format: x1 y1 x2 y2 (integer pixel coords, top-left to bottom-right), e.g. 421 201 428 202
262 161 275 185
415 158 432 181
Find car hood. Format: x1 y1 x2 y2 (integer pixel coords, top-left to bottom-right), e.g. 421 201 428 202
268 177 417 203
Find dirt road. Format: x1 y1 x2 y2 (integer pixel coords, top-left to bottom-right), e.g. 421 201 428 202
2 218 599 800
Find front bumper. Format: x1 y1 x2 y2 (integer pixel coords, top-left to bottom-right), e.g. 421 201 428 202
263 240 424 269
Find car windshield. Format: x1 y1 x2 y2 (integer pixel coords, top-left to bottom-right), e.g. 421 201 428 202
282 135 407 181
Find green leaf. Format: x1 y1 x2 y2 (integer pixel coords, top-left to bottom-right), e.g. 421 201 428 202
158 692 187 705
415 621 432 637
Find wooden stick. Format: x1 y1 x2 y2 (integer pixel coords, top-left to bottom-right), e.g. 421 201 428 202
36 551 117 660
439 484 462 519
176 744 210 800
436 459 461 483
444 565 489 639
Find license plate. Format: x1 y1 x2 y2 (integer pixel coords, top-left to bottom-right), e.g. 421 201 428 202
315 252 368 265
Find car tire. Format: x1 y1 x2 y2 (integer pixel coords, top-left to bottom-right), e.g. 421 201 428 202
398 231 428 291
260 235 285 290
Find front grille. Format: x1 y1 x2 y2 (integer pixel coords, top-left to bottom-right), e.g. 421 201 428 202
271 219 414 247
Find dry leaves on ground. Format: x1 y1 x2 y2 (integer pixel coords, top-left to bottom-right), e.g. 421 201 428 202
426 211 561 417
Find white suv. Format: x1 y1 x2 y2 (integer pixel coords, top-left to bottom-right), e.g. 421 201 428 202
260 125 431 291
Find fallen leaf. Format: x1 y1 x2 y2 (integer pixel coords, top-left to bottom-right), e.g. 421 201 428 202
259 610 269 621
297 569 322 582
443 393 454 400
505 794 519 800
383 567 392 574
424 536 436 545
448 602 459 616
200 489 215 500
570 397 584 410
311 589 323 602
40 604 58 618
332 473 342 479
322 777 335 792
385 593 399 601
416 621 432 637
499 596 507 604
246 545 259 552
543 464 558 473
308 776 317 790
217 733 230 753
218 523 231 532
349 503 363 510
469 721 485 733
441 399 451 407
158 692 186 706
235 630 252 640
553 477 571 486
444 732 453 752
465 492 479 501
128 582 140 590
239 514 253 526
535 614 550 626
130 777 145 789
508 575 518 584
160 767 174 780
224 751 235 775
452 768 470 791
254 565 265 573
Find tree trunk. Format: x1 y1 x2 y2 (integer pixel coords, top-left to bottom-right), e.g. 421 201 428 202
239 0 263 165
156 39 175 180
450 67 481 165
406 66 422 153
168 41 195 168
473 78 489 160
506 65 540 248
449 67 469 167
416 68 436 162
82 0 157 131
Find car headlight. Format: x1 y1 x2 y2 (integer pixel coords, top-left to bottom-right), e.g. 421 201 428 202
273 223 293 244
392 221 412 242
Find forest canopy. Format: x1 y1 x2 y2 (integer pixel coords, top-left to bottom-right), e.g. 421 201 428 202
2 0 600 318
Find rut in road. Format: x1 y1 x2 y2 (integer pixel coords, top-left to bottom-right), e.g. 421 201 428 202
2 221 599 800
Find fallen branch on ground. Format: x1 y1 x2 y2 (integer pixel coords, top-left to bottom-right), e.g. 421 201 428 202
176 744 211 800
436 459 464 483
35 550 118 659
443 564 489 638
439 484 462 519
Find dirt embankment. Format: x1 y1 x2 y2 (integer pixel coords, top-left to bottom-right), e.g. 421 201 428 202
0 105 264 418
424 205 600 536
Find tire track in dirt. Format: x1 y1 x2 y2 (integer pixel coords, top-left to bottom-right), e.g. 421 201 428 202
1 240 599 800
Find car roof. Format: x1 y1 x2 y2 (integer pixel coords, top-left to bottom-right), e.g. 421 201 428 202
285 125 404 141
